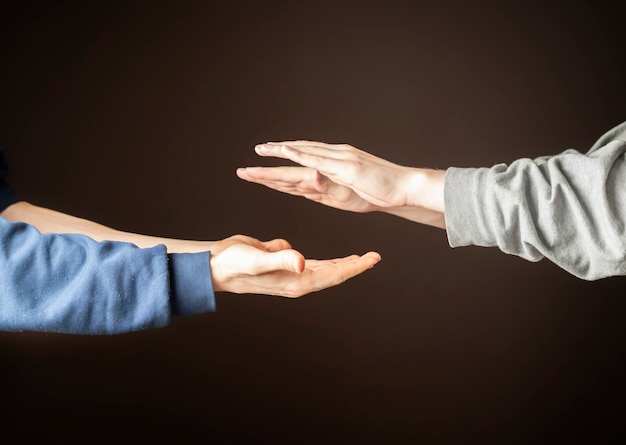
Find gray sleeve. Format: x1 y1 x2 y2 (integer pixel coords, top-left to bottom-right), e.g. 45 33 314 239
444 139 626 281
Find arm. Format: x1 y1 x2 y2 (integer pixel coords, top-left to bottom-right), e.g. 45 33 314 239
0 206 381 334
444 139 626 280
0 200 329 257
237 122 626 280
0 214 213 334
0 202 380 334
1 152 212 334
1 201 215 253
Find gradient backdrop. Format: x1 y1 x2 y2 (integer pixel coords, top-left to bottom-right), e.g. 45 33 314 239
1 1 625 443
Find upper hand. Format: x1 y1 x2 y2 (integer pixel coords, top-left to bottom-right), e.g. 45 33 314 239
237 141 419 211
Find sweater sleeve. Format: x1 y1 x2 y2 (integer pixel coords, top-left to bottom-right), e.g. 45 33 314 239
0 217 215 334
444 122 626 281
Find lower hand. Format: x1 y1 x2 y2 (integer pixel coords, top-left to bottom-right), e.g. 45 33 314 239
209 237 381 297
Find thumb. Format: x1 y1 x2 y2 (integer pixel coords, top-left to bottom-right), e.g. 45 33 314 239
252 249 305 274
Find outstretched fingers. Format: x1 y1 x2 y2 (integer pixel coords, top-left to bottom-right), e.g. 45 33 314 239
237 166 333 192
265 140 343 150
237 166 315 183
254 144 346 177
301 251 381 293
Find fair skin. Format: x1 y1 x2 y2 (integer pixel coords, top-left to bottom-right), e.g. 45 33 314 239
0 201 381 298
236 141 447 229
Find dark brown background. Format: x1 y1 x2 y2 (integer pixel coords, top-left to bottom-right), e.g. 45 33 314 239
1 1 625 443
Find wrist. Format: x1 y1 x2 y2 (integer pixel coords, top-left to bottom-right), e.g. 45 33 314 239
403 168 446 212
208 251 231 293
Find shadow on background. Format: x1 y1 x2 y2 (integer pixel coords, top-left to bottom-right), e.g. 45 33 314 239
1 1 625 443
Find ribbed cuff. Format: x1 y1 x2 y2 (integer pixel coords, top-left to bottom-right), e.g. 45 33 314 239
168 251 216 316
444 166 492 248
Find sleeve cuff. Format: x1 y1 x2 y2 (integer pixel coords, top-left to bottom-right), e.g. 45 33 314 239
168 251 216 316
444 166 494 248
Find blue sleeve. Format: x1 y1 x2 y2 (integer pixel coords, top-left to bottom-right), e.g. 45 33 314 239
0 217 216 334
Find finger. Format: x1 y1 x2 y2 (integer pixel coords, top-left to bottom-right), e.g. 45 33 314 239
236 166 314 182
325 251 381 277
238 175 367 211
305 252 381 270
238 167 338 194
265 140 344 150
281 145 350 177
304 252 381 292
252 144 292 161
256 143 347 161
236 180 354 210
360 251 382 265
304 255 361 269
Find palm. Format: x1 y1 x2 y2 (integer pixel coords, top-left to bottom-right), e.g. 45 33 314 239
237 167 380 213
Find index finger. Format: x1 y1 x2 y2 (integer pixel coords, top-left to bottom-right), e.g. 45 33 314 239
255 142 347 161
266 140 343 150
253 144 348 178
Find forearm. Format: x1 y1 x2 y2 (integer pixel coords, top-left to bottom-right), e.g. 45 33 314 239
383 205 445 228
1 201 214 253
0 216 214 334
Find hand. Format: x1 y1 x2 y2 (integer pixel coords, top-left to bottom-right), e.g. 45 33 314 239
209 237 381 297
236 140 446 227
237 141 417 211
237 165 380 213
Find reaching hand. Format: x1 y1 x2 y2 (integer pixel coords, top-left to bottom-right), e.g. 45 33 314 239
209 237 381 297
237 140 446 227
238 141 424 210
